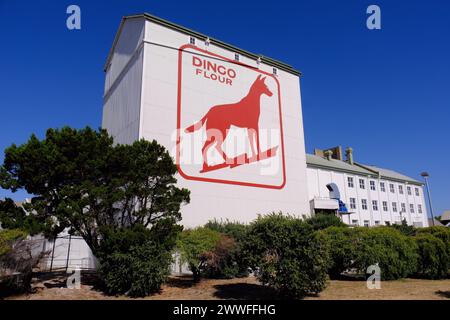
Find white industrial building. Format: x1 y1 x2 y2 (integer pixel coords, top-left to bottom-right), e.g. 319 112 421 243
2 13 430 271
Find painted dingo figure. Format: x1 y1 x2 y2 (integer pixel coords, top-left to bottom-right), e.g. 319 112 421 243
185 75 275 172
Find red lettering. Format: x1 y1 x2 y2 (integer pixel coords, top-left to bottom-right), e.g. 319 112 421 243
193 56 202 67
217 65 226 75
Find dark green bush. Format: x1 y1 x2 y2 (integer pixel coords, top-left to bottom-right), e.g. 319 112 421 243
353 227 418 280
306 213 346 231
97 222 180 297
320 226 361 278
243 213 329 298
204 219 249 278
389 219 417 236
414 233 449 279
416 226 450 256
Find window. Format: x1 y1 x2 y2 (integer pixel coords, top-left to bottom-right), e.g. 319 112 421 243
364 220 370 227
361 199 368 210
234 53 240 61
372 200 378 211
359 179 365 189
189 36 196 45
392 202 398 212
399 185 404 194
410 204 415 213
273 67 278 75
352 219 359 226
418 204 423 214
374 220 380 226
370 181 376 191
349 198 356 209
390 183 395 193
382 201 388 212
415 188 420 196
401 203 406 213
385 221 391 226
347 177 354 188
380 182 386 192
407 186 412 196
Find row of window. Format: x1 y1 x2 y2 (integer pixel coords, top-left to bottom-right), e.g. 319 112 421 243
347 177 420 196
348 198 422 214
351 220 423 227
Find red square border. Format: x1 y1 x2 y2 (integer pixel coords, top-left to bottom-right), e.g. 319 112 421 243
176 44 286 189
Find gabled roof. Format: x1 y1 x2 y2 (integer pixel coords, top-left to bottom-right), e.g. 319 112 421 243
306 154 375 176
105 13 301 76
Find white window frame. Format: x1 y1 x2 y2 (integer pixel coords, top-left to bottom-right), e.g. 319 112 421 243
370 180 376 191
347 177 354 188
361 199 368 210
382 201 388 212
380 182 385 192
372 200 378 211
359 179 365 189
349 197 356 209
392 202 398 212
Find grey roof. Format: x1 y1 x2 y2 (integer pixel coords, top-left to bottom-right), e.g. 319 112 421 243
105 13 300 76
440 210 450 222
306 154 422 185
357 164 422 185
306 154 375 176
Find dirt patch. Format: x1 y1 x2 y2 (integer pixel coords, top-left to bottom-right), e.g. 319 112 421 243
4 273 450 300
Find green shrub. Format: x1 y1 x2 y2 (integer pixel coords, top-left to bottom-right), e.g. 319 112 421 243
353 227 418 280
306 213 346 231
177 227 221 281
97 223 180 297
0 229 45 296
414 233 449 279
243 213 329 298
320 226 361 278
0 229 27 257
416 226 450 256
204 219 249 278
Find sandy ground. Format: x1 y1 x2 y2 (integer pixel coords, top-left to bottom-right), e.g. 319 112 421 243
4 273 450 300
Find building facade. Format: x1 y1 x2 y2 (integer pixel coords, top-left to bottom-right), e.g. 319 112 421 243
306 147 428 227
102 13 310 227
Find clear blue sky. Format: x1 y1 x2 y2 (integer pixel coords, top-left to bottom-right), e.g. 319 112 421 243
0 1 449 217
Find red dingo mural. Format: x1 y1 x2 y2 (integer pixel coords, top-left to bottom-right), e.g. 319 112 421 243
184 75 279 173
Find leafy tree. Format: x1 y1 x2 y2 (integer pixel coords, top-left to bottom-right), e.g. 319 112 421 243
306 213 346 231
177 227 221 281
0 127 190 296
0 199 43 235
0 126 190 255
243 213 329 298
